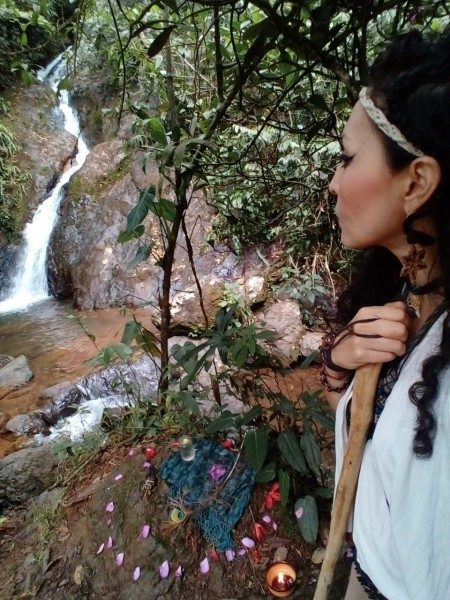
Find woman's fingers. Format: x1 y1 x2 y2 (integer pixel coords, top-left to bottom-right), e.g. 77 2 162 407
330 301 412 370
351 317 409 343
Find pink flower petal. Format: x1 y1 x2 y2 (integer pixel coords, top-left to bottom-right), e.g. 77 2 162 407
241 537 255 549
116 552 124 567
175 566 182 577
114 474 123 481
143 461 151 468
225 549 235 562
159 560 169 578
96 543 105 554
133 566 141 581
140 524 151 539
106 518 112 527
199 557 209 574
105 501 115 513
272 520 278 531
295 506 304 519
106 536 113 549
262 515 271 524
128 448 136 456
237 548 247 556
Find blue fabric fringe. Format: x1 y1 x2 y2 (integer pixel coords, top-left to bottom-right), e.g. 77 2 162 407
161 439 255 551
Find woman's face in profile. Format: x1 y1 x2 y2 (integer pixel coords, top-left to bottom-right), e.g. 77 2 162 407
329 101 408 256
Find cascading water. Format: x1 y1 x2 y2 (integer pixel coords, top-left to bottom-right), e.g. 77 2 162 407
0 51 89 314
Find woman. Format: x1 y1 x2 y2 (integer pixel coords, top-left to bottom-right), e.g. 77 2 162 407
322 30 450 600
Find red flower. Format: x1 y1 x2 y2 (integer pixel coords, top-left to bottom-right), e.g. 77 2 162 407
264 482 281 510
253 522 265 541
145 448 156 458
210 548 220 562
221 440 233 448
250 549 262 563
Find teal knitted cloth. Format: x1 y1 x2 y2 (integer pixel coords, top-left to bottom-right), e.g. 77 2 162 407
161 439 255 551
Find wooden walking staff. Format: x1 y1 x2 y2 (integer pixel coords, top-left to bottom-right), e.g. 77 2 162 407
313 362 382 600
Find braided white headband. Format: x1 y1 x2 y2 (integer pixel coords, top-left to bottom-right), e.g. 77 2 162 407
359 87 424 157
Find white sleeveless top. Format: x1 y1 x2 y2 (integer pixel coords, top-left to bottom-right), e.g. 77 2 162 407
334 314 450 599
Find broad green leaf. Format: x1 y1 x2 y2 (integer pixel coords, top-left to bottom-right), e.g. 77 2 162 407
173 141 187 169
111 343 133 361
122 186 155 234
308 93 329 112
255 461 276 483
255 329 276 340
138 328 161 357
315 487 334 499
127 244 152 271
300 429 321 475
242 17 270 41
234 345 248 369
118 224 145 244
148 198 177 222
206 410 237 433
300 351 318 368
311 411 335 430
149 118 168 147
295 495 319 544
241 406 262 426
185 137 218 150
160 142 176 167
277 430 308 475
121 320 141 345
159 0 179 14
244 429 268 472
278 468 290 507
147 26 176 60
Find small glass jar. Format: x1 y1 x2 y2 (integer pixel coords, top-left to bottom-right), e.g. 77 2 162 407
179 435 195 461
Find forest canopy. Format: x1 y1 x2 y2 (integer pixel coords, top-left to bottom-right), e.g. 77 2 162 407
1 1 449 275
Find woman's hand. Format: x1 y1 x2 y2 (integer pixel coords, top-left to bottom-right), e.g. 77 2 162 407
330 301 412 371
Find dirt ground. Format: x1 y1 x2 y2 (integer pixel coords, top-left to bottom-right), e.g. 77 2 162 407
0 438 350 600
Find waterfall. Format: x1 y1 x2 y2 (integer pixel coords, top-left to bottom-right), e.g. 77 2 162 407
0 51 89 314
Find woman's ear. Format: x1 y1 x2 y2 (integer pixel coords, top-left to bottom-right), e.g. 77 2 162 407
403 156 441 216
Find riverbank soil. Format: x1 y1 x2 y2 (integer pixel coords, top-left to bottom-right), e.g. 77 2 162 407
0 441 349 600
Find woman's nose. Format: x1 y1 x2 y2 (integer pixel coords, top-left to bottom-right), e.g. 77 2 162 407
329 170 339 196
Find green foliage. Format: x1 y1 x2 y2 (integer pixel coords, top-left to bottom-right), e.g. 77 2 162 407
274 270 333 326
170 304 274 390
295 495 319 544
29 494 63 547
0 0 69 89
244 428 269 472
204 375 334 543
0 120 30 242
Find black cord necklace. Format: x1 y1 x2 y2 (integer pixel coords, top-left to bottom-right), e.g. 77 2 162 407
401 277 443 318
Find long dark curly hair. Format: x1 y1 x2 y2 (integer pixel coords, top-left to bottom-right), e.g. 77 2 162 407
336 29 450 458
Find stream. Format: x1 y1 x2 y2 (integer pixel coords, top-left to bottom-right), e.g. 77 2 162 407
0 52 133 455
0 301 141 456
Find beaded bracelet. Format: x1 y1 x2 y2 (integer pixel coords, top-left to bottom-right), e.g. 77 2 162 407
320 363 352 393
319 317 381 372
319 329 350 372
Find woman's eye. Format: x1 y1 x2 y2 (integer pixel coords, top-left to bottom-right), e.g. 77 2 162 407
340 153 354 167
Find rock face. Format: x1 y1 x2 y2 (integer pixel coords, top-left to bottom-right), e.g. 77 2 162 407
254 300 305 367
48 142 162 308
3 81 77 210
4 413 48 437
0 80 77 283
0 445 58 509
0 355 33 387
